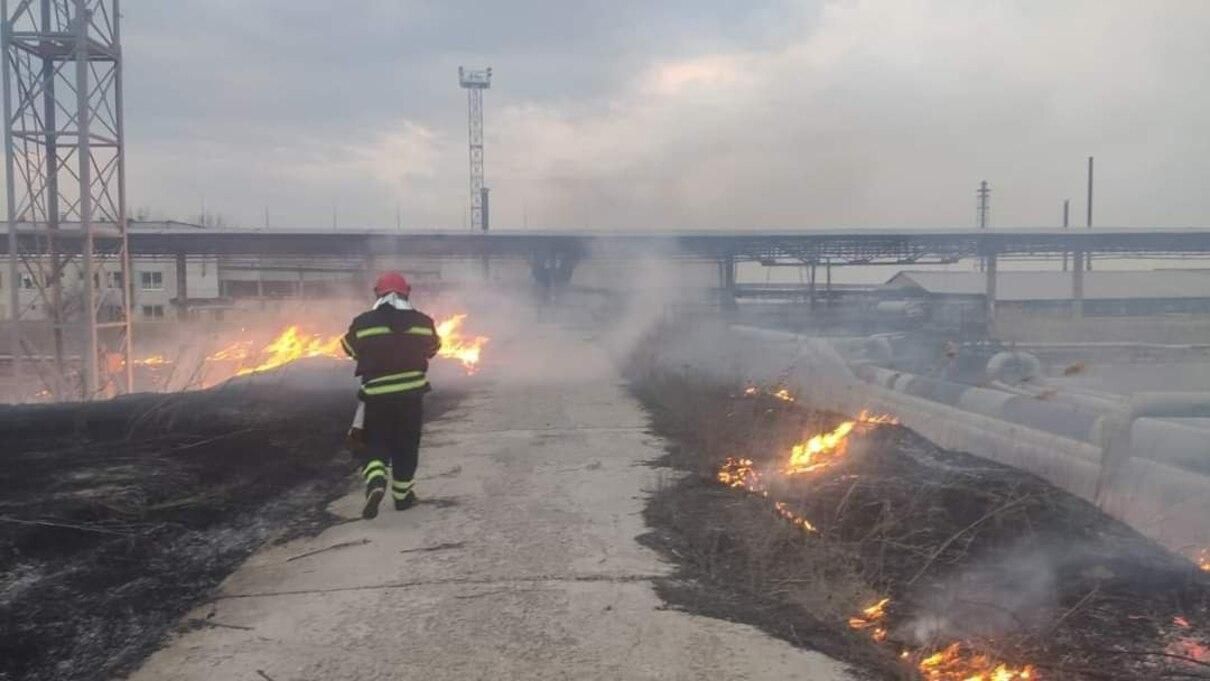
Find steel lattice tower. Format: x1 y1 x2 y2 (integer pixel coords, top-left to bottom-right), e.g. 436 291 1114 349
976 180 990 229
2 0 132 400
459 66 491 232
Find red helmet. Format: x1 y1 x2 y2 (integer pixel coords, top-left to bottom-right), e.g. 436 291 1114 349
373 271 411 297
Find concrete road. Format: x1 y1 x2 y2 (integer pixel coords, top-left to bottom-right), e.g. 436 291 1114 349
128 333 854 681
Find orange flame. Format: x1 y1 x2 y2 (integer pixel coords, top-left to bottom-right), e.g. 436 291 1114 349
136 313 489 384
1195 548 1210 572
785 412 897 476
435 314 489 375
917 642 1035 681
715 408 899 537
787 420 857 474
848 600 1037 678
848 597 890 642
206 339 256 363
230 326 344 377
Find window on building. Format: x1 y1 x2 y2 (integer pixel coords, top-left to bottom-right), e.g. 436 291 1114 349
100 305 124 322
140 271 164 290
222 280 260 298
141 304 165 319
261 280 298 298
106 271 124 289
20 273 37 289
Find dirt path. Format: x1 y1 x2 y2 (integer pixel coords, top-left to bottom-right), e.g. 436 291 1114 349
127 329 856 681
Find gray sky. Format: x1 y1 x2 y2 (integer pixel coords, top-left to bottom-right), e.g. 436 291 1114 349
111 1 1210 230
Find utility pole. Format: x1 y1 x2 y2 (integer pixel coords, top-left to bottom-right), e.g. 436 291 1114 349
459 66 492 232
1086 156 1094 229
976 180 991 230
1086 156 1094 271
976 181 990 273
1062 198 1070 271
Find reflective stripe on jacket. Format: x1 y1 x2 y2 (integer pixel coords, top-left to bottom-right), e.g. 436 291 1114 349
342 305 440 398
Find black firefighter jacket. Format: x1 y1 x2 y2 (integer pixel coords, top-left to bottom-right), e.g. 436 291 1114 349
341 305 441 399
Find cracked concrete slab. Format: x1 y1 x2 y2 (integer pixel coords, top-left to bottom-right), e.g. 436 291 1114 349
126 327 856 681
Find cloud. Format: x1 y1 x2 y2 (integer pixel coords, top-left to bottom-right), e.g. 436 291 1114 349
10 1 1209 230
478 0 1210 230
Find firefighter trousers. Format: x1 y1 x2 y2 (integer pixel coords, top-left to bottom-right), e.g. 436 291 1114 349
358 394 424 502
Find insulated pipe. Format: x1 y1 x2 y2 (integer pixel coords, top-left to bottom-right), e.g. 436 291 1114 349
1095 392 1210 502
985 351 1041 384
863 335 894 364
724 326 1210 555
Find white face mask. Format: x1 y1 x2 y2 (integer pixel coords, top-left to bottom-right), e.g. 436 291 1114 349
374 292 413 311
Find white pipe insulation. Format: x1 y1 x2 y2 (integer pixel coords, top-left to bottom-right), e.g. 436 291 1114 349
726 325 1210 563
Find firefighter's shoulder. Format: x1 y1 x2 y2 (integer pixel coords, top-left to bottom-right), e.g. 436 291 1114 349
408 309 437 328
350 308 385 328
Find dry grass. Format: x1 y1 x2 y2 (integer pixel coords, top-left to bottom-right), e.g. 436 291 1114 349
630 362 1210 680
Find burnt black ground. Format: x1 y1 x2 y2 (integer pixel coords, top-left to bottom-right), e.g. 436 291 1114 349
629 365 1210 681
0 366 460 681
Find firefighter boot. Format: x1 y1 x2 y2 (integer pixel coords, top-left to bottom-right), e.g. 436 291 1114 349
392 479 417 511
361 460 388 519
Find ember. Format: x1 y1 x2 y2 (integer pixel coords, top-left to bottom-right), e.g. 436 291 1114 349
738 384 795 401
773 500 818 533
717 457 760 490
1167 636 1209 665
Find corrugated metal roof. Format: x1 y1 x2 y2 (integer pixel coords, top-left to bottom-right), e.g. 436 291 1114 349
885 270 1210 301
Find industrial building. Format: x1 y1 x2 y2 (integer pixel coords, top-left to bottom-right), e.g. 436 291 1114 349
885 269 1210 315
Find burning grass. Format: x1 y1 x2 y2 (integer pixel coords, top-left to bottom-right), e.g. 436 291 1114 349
630 367 1210 680
127 313 489 391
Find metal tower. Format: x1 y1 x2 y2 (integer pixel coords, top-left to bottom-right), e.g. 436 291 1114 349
459 66 491 232
976 180 990 229
2 0 133 400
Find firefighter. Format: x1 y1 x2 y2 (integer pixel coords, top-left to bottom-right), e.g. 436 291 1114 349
341 271 440 519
